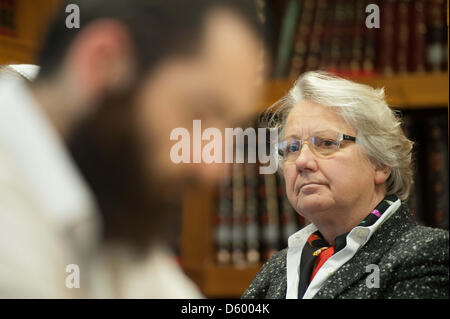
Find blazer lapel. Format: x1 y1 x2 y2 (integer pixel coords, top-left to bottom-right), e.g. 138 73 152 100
313 203 416 299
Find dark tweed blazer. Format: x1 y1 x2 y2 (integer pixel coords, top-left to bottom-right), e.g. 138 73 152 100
242 203 449 299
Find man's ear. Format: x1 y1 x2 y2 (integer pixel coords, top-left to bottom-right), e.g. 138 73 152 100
374 165 391 185
64 19 135 101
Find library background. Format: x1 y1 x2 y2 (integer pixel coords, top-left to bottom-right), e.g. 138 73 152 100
1 0 448 298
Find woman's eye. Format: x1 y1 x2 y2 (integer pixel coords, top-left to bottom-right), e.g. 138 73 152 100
288 143 299 153
317 139 336 148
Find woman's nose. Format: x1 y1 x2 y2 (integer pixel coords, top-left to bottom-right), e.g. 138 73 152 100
295 142 317 172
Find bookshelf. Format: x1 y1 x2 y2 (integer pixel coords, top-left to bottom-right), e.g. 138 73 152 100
0 0 60 64
180 72 449 298
261 72 449 111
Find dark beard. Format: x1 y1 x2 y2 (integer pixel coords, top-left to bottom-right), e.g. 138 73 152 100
67 90 182 254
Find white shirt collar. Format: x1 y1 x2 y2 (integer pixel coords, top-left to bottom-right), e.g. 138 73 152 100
286 198 402 299
5 64 40 81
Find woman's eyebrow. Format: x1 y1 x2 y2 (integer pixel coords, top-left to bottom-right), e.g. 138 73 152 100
285 130 333 140
284 133 302 140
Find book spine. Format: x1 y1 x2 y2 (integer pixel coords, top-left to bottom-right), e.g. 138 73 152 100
214 166 233 265
305 0 327 72
395 0 411 73
426 115 449 229
278 173 298 248
378 0 396 75
402 114 424 224
318 0 337 71
337 0 355 76
425 0 446 72
349 0 366 76
273 0 301 78
440 0 448 71
260 173 280 261
410 0 427 72
244 162 260 265
288 0 314 78
327 0 345 74
361 0 378 76
256 0 279 80
231 163 246 266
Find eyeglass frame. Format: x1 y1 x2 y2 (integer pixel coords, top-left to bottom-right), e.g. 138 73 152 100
278 131 357 161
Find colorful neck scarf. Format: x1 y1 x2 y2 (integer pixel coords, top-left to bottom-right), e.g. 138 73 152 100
297 195 398 298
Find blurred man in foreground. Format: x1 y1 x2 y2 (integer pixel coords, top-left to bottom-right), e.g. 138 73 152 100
0 0 263 298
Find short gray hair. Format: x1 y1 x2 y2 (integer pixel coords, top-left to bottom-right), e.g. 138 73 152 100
264 71 414 200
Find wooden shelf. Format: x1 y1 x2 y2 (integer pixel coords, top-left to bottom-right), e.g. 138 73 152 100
180 183 263 298
260 72 449 111
0 0 60 64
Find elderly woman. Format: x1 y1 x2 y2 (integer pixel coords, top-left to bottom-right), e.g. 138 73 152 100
243 71 449 299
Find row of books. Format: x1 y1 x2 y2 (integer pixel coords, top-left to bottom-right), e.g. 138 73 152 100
214 163 306 267
272 0 448 79
213 111 448 266
403 110 449 230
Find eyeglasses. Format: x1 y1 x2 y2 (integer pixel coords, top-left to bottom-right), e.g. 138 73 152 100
278 130 356 162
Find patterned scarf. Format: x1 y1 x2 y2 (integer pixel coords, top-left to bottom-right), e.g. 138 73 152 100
297 195 398 298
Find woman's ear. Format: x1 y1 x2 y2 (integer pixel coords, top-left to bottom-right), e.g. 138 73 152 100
374 165 391 185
